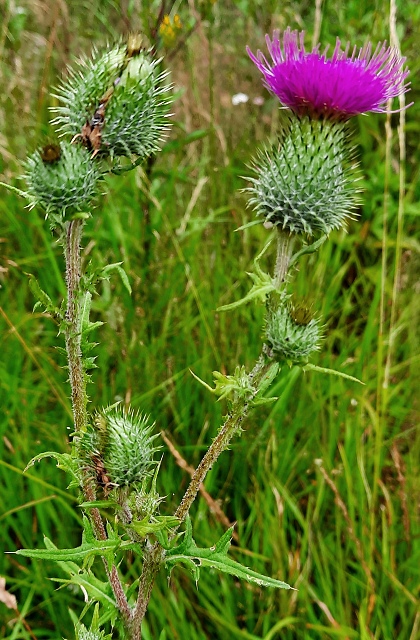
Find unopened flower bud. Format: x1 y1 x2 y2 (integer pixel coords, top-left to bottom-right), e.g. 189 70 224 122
24 141 100 221
247 116 360 236
265 302 322 363
52 38 172 161
80 407 161 491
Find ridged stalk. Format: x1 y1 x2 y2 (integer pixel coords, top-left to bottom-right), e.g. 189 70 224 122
130 353 271 637
63 218 131 628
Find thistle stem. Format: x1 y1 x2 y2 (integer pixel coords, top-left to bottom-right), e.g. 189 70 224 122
131 353 270 637
64 219 87 433
63 218 131 627
274 229 295 287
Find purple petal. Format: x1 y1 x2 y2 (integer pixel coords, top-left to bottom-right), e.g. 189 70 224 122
247 28 411 119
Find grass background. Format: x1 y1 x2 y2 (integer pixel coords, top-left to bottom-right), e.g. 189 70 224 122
0 0 419 638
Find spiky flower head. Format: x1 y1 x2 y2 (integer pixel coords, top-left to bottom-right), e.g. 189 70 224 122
74 625 111 640
80 406 161 490
247 28 410 120
247 116 359 236
71 604 112 640
23 141 100 223
265 301 322 363
52 35 172 160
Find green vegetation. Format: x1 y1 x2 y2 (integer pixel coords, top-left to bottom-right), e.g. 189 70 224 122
1 1 419 638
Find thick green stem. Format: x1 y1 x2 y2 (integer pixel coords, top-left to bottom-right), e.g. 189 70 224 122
63 218 132 627
274 229 295 287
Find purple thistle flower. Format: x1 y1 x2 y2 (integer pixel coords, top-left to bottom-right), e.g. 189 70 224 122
247 28 410 120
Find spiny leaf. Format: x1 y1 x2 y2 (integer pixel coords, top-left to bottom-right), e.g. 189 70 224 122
44 538 117 610
128 516 179 539
289 234 328 268
24 451 80 488
218 236 277 311
101 263 132 295
27 274 63 321
165 518 292 590
302 362 364 384
13 519 123 571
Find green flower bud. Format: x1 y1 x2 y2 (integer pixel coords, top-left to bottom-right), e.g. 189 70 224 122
52 38 173 161
79 406 161 490
72 604 112 640
75 626 111 640
247 116 360 236
265 302 322 363
24 141 100 222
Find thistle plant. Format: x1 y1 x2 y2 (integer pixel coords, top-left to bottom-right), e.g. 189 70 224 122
4 26 410 640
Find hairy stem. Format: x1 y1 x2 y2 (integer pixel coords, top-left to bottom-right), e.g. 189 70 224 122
130 544 163 639
274 229 295 287
174 354 268 522
63 218 131 627
64 219 87 433
131 353 270 636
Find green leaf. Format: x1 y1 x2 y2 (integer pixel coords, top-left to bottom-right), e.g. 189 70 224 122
101 263 132 295
110 155 144 175
251 362 280 408
218 237 277 311
289 235 328 269
302 362 364 384
80 291 93 331
234 219 261 232
24 451 80 488
165 518 292 590
128 516 179 539
0 181 28 198
79 500 120 510
14 517 121 571
27 274 62 321
44 539 118 613
213 366 254 402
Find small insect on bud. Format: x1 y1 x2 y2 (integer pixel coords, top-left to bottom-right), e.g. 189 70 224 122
40 143 61 164
265 302 323 363
24 141 100 223
126 33 149 57
288 301 314 326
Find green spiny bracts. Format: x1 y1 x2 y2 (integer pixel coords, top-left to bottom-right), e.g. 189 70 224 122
52 45 126 138
24 141 100 222
265 301 322 363
71 604 112 640
51 37 173 161
91 406 160 488
247 116 360 236
74 626 111 640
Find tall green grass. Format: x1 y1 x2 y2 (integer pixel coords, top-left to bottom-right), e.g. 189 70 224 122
1 1 419 638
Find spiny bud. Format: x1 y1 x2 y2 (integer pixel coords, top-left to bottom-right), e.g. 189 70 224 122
24 141 100 222
265 302 322 363
52 37 173 161
247 116 360 236
75 626 111 640
79 406 161 490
